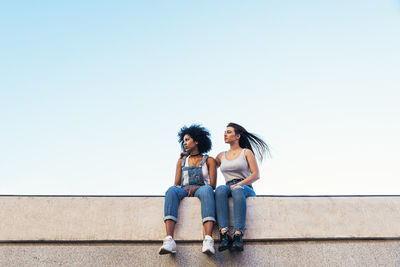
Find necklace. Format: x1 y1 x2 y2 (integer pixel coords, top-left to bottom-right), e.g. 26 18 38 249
189 153 201 157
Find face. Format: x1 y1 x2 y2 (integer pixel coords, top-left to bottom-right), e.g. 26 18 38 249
183 134 198 152
224 126 240 144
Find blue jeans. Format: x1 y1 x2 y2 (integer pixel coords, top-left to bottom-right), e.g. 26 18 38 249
164 185 216 223
215 184 256 234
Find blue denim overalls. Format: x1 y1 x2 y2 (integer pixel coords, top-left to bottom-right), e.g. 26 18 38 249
163 154 216 223
181 155 208 189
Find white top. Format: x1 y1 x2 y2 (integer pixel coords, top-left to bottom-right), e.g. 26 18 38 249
220 149 250 182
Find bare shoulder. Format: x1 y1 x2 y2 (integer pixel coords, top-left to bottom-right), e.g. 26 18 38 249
244 149 255 157
244 149 257 162
206 156 216 162
206 156 216 167
216 152 224 160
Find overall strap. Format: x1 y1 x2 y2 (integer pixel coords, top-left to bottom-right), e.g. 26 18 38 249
200 155 209 166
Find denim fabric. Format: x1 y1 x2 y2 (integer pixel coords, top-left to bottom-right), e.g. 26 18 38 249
163 185 216 223
181 155 208 187
181 166 205 188
215 184 256 234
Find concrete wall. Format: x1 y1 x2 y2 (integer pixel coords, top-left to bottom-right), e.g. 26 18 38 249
2 241 400 267
1 196 400 241
1 195 400 266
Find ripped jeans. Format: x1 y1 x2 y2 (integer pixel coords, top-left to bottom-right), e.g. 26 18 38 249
215 183 256 234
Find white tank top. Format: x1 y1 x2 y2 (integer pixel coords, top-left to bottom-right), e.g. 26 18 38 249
220 149 250 182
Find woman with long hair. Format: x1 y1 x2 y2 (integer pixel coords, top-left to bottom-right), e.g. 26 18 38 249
215 122 269 252
159 124 217 255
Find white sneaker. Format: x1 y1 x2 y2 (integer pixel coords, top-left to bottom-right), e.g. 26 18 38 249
202 235 215 254
159 236 176 255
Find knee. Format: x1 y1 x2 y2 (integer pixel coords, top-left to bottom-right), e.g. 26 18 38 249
165 186 178 196
198 185 213 197
231 187 244 199
215 185 229 198
202 185 213 193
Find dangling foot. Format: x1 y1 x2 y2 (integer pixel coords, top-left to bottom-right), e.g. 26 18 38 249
218 229 232 252
202 235 215 254
158 236 176 255
230 233 243 252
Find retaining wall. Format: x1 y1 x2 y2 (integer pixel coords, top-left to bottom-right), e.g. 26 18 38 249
1 195 399 266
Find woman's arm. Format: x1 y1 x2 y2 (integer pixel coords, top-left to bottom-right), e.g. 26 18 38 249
206 157 217 189
174 158 183 186
233 149 260 188
215 152 223 168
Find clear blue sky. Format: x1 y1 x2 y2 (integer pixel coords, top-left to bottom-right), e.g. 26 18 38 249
1 1 400 195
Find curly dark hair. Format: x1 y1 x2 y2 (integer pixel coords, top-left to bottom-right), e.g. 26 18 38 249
178 124 212 154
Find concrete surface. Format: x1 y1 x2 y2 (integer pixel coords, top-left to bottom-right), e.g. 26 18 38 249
1 196 400 241
1 195 400 266
1 240 400 267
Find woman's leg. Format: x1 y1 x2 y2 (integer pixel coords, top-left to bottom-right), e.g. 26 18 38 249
165 221 175 237
159 186 187 255
215 185 231 232
230 185 255 251
194 185 216 236
163 186 187 237
194 185 216 254
231 185 256 235
215 185 232 251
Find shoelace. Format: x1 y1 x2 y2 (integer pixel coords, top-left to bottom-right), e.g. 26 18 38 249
204 239 213 245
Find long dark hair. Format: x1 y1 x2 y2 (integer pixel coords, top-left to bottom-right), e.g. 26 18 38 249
178 124 212 154
227 122 270 161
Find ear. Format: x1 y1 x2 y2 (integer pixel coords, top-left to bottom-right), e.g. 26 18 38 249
195 141 199 145
236 134 241 140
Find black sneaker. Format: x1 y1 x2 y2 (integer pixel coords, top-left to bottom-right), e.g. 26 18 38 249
230 234 243 252
218 232 232 252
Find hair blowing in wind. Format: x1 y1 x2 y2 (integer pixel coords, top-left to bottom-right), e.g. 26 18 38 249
227 122 271 161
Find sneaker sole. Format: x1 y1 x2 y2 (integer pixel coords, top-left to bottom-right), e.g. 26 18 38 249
159 248 176 255
218 245 230 252
229 246 243 252
202 248 215 255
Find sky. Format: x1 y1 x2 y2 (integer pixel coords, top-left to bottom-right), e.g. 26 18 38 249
1 1 400 195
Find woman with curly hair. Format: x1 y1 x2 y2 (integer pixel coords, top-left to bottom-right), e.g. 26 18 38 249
159 124 217 255
215 122 269 252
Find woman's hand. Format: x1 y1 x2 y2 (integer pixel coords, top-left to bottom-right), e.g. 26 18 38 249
180 152 189 159
230 184 243 190
185 186 200 197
